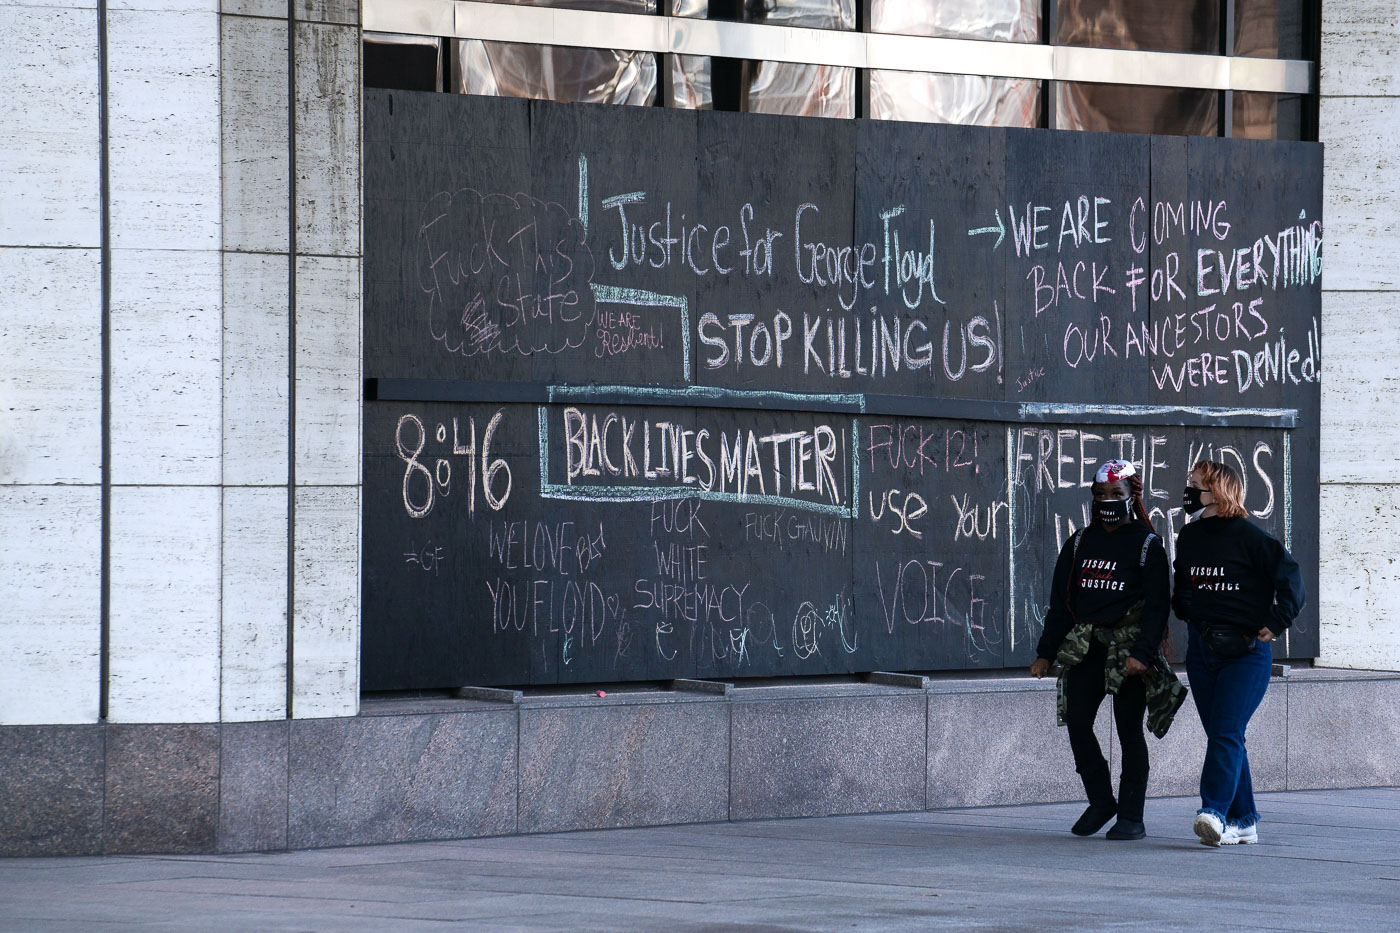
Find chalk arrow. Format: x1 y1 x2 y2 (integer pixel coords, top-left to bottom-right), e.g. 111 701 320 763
968 209 1005 250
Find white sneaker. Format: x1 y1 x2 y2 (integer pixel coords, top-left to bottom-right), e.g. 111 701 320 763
1221 823 1258 845
1193 811 1224 847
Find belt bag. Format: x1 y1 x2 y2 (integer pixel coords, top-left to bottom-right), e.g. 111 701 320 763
1201 623 1255 659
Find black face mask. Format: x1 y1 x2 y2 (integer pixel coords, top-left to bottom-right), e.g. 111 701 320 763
1182 486 1208 515
1095 499 1131 524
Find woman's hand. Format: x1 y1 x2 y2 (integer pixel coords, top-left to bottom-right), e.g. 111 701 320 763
1257 627 1276 643
1124 657 1148 677
1030 658 1051 679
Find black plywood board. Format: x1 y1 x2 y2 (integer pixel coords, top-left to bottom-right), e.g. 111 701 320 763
855 417 1008 671
692 110 859 395
1000 129 1152 407
853 120 1008 400
362 90 1322 689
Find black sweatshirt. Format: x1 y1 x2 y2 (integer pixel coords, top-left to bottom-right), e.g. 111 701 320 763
1172 515 1305 636
1036 520 1170 665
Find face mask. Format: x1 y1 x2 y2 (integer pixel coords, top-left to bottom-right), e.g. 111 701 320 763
1182 486 1208 515
1095 499 1131 524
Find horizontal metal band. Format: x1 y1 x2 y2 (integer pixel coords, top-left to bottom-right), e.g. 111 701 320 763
364 0 1314 95
366 379 1298 428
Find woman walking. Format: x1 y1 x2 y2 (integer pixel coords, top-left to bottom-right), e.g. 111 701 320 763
1031 460 1185 841
1176 460 1305 847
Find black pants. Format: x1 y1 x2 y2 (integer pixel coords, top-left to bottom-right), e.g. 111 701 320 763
1062 638 1150 822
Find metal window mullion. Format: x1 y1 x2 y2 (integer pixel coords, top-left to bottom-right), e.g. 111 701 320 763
1221 0 1235 137
440 34 451 93
1303 0 1320 141
856 0 870 119
1043 0 1056 129
654 4 668 109
657 50 673 107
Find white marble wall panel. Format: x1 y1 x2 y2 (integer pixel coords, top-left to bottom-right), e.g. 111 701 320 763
295 22 360 257
109 249 223 485
110 0 216 11
1318 13 1400 672
294 255 359 485
1321 0 1400 97
0 0 97 7
0 7 100 247
108 485 222 722
1320 291 1400 484
223 0 286 18
0 486 101 725
292 485 359 718
1318 484 1400 671
224 252 290 485
1321 97 1400 293
222 486 288 720
295 0 356 25
223 15 290 254
0 248 102 485
107 10 220 250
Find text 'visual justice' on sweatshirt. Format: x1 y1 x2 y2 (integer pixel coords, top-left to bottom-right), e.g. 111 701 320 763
1172 515 1305 635
1036 520 1170 665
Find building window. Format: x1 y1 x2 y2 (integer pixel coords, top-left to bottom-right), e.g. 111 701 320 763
1234 0 1306 59
1056 82 1218 136
670 0 856 116
1055 0 1220 55
1232 91 1303 140
869 0 1040 43
365 34 443 92
455 41 658 104
870 73 1042 127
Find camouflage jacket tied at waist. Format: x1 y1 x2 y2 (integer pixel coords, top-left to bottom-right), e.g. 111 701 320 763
1054 605 1189 740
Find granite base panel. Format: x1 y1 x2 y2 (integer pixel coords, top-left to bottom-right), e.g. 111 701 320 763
1108 672 1290 799
730 693 926 820
3 671 1398 857
926 684 1114 808
518 699 729 833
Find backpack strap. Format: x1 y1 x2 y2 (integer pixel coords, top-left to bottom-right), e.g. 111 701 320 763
1139 532 1158 568
1064 528 1086 623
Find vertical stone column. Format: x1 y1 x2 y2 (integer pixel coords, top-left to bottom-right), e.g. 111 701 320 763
290 0 362 718
222 0 292 720
219 0 364 723
0 0 104 724
104 0 225 723
1318 5 1400 671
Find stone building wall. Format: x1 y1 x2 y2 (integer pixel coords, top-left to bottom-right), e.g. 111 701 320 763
1317 2 1400 671
0 0 363 725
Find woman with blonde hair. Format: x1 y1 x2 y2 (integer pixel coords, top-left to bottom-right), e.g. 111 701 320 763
1175 459 1305 847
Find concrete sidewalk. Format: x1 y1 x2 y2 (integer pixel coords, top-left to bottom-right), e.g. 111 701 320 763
1 789 1397 932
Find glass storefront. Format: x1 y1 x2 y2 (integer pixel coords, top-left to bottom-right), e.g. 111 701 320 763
364 0 1315 139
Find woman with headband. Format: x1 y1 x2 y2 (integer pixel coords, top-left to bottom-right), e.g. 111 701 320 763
1031 459 1186 841
1176 460 1304 847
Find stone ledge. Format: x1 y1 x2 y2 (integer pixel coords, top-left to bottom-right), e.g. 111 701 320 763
4 671 1399 856
1281 666 1400 683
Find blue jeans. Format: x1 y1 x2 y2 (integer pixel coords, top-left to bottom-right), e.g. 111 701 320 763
1185 628 1273 827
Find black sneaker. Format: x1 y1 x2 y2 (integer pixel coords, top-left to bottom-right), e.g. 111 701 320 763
1071 803 1117 836
1105 819 1146 840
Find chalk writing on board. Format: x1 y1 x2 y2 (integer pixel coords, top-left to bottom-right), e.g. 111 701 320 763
418 189 594 357
362 91 1323 689
538 404 862 518
395 411 511 519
